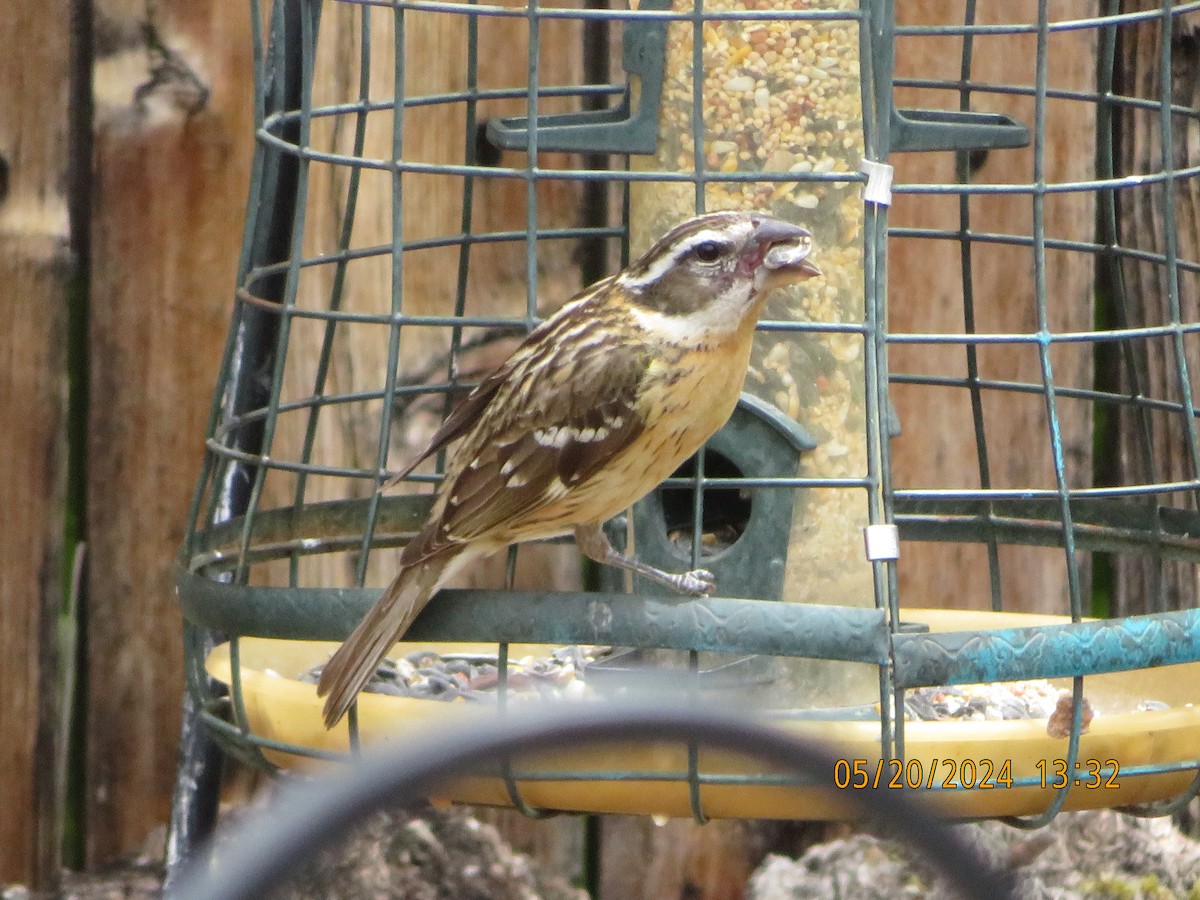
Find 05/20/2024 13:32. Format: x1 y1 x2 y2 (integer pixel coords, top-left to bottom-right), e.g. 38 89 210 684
833 758 1122 791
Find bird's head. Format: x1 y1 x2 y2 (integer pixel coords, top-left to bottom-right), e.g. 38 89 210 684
616 211 820 335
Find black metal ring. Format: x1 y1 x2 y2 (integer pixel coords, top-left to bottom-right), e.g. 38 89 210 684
171 703 1018 900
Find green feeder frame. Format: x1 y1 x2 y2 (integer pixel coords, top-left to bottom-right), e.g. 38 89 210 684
167 0 1200 885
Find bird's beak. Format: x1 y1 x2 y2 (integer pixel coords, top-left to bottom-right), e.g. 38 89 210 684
755 219 821 281
752 217 808 245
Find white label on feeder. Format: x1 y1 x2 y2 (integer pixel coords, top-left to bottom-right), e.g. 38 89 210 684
859 158 894 206
863 524 900 561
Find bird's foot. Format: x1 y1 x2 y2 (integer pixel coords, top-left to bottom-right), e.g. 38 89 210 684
669 567 717 597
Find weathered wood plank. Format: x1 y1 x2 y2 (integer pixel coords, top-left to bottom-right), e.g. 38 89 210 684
0 0 73 886
85 2 254 865
1113 3 1200 615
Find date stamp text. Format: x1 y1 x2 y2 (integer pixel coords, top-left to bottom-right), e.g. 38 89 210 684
833 758 1121 790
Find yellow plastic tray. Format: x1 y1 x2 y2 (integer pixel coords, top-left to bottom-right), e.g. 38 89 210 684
206 608 1200 820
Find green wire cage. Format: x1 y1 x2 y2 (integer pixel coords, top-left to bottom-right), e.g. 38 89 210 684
170 0 1200 879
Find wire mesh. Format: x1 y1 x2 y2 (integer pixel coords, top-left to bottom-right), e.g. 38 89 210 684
175 0 1200 847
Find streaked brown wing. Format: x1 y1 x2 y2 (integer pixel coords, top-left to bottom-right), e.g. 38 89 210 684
447 396 644 535
402 305 650 561
381 277 617 490
380 364 509 489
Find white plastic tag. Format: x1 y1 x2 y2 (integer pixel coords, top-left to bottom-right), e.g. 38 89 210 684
859 158 894 207
863 523 900 561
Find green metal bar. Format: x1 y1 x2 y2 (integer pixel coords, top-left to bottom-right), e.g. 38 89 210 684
179 492 1200 584
893 606 1200 688
176 569 890 662
954 0 1003 613
1003 1 1084 826
289 4 373 590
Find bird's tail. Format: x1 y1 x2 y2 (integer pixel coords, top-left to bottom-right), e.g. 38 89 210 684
317 546 465 728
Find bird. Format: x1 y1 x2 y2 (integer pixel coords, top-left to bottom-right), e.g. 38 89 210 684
317 209 821 727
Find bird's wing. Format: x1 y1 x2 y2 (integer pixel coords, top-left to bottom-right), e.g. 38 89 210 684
378 363 510 490
400 302 651 564
380 277 621 491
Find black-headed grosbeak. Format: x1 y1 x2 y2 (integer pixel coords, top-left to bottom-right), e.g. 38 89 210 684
318 210 820 726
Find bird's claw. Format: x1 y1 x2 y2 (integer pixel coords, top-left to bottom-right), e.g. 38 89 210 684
677 568 717 597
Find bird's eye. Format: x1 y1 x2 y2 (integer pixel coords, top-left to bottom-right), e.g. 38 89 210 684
692 241 725 263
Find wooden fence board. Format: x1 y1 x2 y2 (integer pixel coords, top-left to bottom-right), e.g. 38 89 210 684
0 0 73 885
85 1 253 865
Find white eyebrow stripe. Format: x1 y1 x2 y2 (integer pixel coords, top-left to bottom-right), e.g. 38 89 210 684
617 228 741 291
617 252 677 292
674 229 734 251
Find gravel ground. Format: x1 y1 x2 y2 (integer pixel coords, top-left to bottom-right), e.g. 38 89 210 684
751 809 1200 899
1 805 585 900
